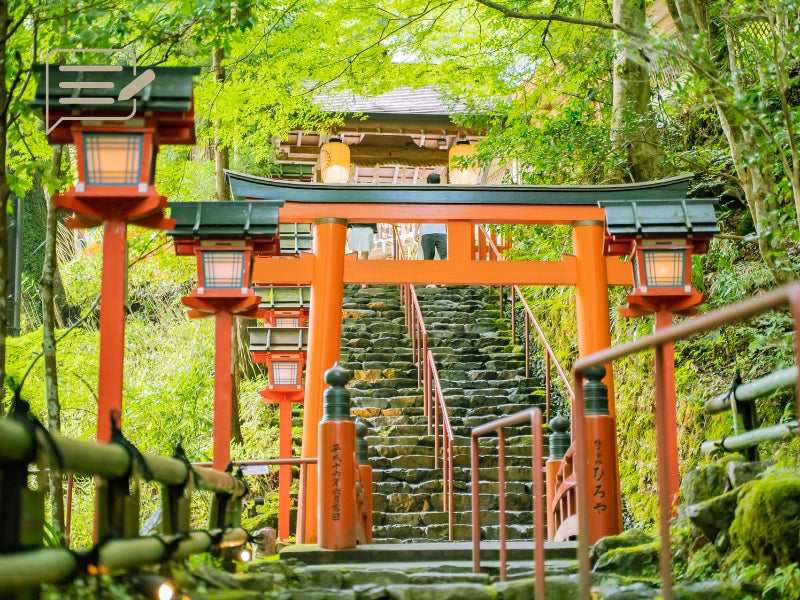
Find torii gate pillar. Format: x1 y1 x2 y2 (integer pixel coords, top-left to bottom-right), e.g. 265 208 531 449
298 217 347 543
573 219 623 537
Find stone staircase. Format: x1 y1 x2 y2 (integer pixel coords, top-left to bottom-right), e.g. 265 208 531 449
339 284 548 544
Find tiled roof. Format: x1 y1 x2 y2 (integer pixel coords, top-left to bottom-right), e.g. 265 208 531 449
315 86 469 116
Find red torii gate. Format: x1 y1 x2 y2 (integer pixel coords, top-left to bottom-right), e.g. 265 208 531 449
227 170 694 544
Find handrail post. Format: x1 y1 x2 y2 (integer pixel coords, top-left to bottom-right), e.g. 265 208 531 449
531 409 546 600
545 354 551 422
581 364 622 542
498 427 507 582
425 336 431 432
163 449 191 535
448 438 455 541
545 415 570 542
470 433 481 574
0 422 42 554
525 313 530 379
510 288 516 341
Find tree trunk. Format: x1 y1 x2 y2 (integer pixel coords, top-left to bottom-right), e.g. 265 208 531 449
610 0 663 182
0 1 10 414
231 318 245 446
668 0 793 283
213 47 231 201
42 145 66 545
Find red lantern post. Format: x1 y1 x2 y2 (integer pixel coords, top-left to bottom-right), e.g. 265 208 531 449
34 66 199 442
603 199 718 511
168 201 283 470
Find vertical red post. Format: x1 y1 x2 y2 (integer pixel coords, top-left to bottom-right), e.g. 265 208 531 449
447 220 473 261
573 222 622 540
582 365 621 542
572 221 615 411
299 217 347 543
213 310 234 470
278 399 293 540
318 364 357 550
655 309 680 511
97 218 128 442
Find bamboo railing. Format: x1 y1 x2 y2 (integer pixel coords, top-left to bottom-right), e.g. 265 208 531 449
0 411 249 594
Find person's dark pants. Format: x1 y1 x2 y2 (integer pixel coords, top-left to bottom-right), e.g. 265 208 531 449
421 234 447 260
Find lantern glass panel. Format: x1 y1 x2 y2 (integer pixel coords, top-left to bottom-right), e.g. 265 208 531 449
275 317 300 328
272 361 299 386
642 248 686 288
202 250 246 289
83 133 143 185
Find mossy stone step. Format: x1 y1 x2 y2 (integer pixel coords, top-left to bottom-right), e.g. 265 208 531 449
337 284 540 544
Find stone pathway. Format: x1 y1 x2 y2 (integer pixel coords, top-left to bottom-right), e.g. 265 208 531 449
340 284 545 543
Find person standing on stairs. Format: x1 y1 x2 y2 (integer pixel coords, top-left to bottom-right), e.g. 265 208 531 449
417 173 447 288
348 222 377 288
419 173 447 260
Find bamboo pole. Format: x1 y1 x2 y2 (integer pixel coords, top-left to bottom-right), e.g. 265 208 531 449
0 529 249 592
700 421 799 454
706 367 798 414
0 420 246 498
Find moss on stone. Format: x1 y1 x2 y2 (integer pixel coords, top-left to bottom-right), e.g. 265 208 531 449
685 543 722 581
729 470 800 568
593 541 660 577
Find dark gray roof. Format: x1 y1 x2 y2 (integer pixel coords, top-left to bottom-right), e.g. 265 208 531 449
225 170 696 205
315 86 468 117
601 199 719 237
166 201 284 238
31 65 199 112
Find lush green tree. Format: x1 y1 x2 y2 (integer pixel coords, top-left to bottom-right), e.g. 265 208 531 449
663 0 800 283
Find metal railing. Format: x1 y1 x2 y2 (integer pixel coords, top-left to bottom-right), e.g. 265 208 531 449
478 226 575 423
470 407 545 599
701 366 798 458
478 226 579 541
0 413 249 594
549 445 578 541
394 225 456 539
571 283 800 600
426 348 456 539
404 283 456 540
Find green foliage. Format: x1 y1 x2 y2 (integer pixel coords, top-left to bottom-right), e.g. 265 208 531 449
761 563 800 600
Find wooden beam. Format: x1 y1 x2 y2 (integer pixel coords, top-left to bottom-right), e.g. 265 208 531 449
281 145 449 165
274 202 607 225
252 253 634 286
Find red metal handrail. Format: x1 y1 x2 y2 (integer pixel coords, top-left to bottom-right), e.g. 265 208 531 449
406 283 456 539
550 445 578 541
572 283 800 600
426 348 456 539
479 226 579 542
396 230 456 540
470 407 545 599
478 227 575 422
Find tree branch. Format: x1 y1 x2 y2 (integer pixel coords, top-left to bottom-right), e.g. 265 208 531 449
473 0 647 40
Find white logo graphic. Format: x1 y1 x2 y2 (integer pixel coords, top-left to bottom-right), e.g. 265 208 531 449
45 48 156 134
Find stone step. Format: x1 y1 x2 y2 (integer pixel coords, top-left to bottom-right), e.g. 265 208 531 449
372 477 532 498
373 491 534 515
372 508 535 528
338 284 544 544
353 406 426 419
